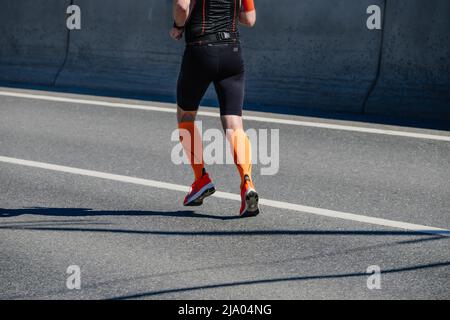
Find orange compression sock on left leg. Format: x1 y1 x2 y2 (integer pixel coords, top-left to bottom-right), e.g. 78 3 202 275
178 122 204 180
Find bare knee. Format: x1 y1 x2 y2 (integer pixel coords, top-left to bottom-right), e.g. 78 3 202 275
177 107 197 123
221 115 243 131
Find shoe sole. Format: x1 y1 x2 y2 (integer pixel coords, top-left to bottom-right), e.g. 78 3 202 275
240 190 260 217
184 185 216 206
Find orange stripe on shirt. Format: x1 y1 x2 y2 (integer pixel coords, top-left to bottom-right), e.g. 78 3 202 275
233 0 237 31
242 0 255 12
202 0 206 34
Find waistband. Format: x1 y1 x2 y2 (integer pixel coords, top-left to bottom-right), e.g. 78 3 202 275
186 32 239 45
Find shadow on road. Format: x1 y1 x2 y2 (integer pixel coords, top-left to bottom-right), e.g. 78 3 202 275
110 261 450 299
0 207 241 220
1 225 448 237
1 207 449 238
1 207 449 237
1 207 448 299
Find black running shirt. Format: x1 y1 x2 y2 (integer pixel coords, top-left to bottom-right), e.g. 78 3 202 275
185 0 241 42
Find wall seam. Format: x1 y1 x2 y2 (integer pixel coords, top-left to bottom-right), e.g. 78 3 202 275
53 0 74 87
361 0 388 114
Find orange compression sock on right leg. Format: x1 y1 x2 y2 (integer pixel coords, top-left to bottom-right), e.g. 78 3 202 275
228 128 254 189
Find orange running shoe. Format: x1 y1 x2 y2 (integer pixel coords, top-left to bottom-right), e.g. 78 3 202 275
240 175 260 217
183 170 216 206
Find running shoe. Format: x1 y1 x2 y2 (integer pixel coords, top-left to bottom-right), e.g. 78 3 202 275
183 171 216 206
239 175 260 217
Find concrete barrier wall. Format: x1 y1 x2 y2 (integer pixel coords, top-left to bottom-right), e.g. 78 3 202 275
365 0 450 120
56 0 182 97
56 0 383 114
0 0 71 85
240 0 383 113
0 0 448 120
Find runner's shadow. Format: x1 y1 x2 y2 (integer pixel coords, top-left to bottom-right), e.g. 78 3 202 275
0 207 241 221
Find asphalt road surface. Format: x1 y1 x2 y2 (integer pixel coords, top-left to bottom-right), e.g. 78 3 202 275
0 87 449 300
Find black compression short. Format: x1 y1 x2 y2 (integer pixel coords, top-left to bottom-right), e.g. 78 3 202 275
177 43 245 116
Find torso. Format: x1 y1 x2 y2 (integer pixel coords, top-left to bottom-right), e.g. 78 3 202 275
185 0 240 43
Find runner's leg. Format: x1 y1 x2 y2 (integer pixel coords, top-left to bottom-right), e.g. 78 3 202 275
177 109 205 180
213 44 254 189
177 46 212 180
221 115 254 189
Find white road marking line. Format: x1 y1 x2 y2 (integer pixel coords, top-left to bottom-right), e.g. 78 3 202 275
1 90 449 142
1 155 449 237
0 91 177 113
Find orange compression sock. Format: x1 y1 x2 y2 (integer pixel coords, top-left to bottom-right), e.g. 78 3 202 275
178 122 204 180
228 128 254 189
